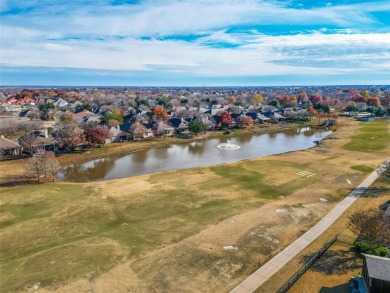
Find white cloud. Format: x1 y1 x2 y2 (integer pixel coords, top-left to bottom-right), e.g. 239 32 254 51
1 0 389 81
2 31 389 77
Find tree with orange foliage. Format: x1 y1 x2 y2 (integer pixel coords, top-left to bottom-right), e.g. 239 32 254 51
245 116 254 127
152 106 169 121
307 106 318 117
366 96 381 106
299 90 308 101
229 96 236 104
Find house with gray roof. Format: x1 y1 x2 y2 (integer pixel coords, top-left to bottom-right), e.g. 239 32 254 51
0 135 23 157
362 254 390 293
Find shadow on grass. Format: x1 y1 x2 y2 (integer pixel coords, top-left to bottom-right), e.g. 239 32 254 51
302 248 361 275
0 177 40 188
319 283 349 293
360 186 390 198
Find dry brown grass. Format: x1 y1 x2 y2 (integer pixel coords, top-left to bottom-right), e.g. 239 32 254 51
0 118 389 293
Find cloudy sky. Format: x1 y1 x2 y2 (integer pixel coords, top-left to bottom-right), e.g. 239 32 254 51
1 0 389 86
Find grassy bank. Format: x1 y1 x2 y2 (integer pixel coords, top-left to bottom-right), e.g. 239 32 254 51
343 120 390 152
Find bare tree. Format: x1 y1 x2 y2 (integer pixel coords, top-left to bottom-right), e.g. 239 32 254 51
26 156 43 182
378 160 390 181
18 132 38 154
43 151 61 182
26 110 41 120
348 209 390 246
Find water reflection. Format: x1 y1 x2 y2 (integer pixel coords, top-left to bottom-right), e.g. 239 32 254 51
59 128 331 182
188 141 206 156
132 151 147 163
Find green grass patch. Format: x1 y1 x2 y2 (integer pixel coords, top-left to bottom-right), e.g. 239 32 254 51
351 165 375 173
208 160 314 198
343 121 390 152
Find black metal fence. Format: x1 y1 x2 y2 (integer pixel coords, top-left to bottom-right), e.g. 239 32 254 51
276 234 355 293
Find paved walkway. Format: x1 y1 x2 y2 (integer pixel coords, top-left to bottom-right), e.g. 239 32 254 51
230 168 381 293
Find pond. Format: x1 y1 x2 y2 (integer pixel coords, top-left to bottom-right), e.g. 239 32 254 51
59 127 331 182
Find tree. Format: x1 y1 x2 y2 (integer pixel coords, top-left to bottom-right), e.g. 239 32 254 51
42 151 61 182
268 99 280 108
26 110 41 120
344 101 359 113
75 103 92 111
306 106 318 117
377 160 390 181
84 127 106 148
152 106 169 121
299 90 309 101
220 111 232 129
253 94 263 103
38 102 55 112
26 156 43 182
348 209 390 246
229 96 236 104
277 95 291 107
188 120 205 136
107 119 120 128
157 96 170 107
101 109 124 124
366 96 381 106
245 116 254 127
59 113 75 125
236 115 247 128
18 132 38 154
56 125 84 151
309 93 323 104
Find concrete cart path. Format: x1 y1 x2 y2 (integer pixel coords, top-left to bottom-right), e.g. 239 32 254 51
230 168 381 293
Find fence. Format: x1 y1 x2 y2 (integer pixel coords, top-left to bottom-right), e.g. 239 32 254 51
276 234 356 293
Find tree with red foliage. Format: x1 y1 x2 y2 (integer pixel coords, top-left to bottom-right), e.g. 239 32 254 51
309 93 323 104
277 95 291 107
84 127 106 149
220 111 232 129
152 106 170 121
120 108 127 117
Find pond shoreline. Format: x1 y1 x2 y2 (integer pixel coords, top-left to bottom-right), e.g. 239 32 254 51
57 123 327 167
60 125 332 182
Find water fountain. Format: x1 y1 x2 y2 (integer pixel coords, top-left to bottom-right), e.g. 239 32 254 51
216 140 241 150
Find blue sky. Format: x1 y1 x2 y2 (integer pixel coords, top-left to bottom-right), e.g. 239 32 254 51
1 0 389 86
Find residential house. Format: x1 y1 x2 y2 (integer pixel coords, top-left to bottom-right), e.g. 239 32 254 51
128 122 153 140
0 135 23 157
264 111 286 123
18 130 57 154
168 118 189 133
362 254 390 293
53 98 69 108
1 103 22 112
150 121 175 136
103 126 132 143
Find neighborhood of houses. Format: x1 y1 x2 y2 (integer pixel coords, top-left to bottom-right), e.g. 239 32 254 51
0 86 389 158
